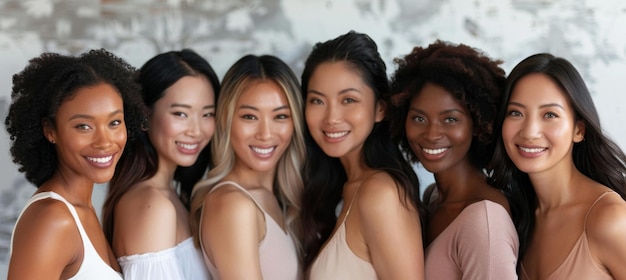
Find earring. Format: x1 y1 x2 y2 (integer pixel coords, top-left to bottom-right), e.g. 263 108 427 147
50 139 55 144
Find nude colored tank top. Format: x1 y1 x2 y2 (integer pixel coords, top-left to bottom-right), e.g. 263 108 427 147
10 191 122 280
309 187 377 280
521 192 617 280
200 181 300 280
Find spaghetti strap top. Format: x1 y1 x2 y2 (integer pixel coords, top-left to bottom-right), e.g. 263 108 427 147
10 191 122 280
309 187 377 280
521 191 617 280
199 181 300 280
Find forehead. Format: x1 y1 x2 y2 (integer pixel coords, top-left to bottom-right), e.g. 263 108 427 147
237 79 288 106
511 73 569 104
307 61 370 94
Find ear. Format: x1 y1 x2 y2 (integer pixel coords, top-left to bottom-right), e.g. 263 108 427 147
375 100 386 123
42 118 57 144
573 120 585 143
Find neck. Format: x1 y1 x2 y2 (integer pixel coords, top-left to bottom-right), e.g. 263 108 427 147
529 161 582 211
434 162 487 203
43 170 95 207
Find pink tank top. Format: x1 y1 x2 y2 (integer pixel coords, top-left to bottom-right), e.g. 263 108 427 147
521 192 616 280
308 187 377 280
200 181 300 280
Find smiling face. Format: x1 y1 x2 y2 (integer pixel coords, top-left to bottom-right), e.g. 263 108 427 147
230 80 293 173
45 83 127 184
305 61 384 160
148 75 216 170
405 83 474 174
502 73 584 175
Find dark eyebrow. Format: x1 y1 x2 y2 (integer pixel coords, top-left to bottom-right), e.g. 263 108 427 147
239 104 290 112
307 88 362 97
408 107 464 115
171 103 215 110
69 109 123 121
508 101 564 110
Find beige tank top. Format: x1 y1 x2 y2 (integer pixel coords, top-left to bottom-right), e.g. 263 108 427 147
308 187 377 280
200 181 301 280
521 192 617 280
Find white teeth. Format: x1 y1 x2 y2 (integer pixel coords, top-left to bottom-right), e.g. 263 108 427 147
520 146 545 153
87 156 112 163
325 131 348 138
251 146 274 154
177 142 198 150
423 147 448 155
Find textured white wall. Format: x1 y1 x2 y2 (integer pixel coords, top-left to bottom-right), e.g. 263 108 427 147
1 0 625 275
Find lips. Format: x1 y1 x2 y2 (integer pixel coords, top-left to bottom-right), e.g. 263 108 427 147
176 142 199 150
324 131 349 138
251 146 275 155
422 147 448 155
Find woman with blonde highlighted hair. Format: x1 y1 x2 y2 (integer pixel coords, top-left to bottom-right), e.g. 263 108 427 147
190 54 305 280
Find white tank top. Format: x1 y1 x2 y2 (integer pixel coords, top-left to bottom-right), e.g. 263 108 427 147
10 191 123 280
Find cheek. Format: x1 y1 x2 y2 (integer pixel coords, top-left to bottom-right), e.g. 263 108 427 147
202 119 216 139
114 127 128 146
305 106 319 127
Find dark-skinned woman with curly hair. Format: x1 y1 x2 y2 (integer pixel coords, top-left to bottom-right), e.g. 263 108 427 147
386 41 519 279
5 49 148 280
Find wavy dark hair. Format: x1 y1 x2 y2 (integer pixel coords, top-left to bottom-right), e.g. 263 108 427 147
387 40 505 169
103 49 220 244
5 49 147 187
300 31 422 268
488 53 626 269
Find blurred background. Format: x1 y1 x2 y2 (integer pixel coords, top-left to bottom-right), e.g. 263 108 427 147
1 0 625 276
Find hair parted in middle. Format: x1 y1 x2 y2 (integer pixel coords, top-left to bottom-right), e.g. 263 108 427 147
190 54 306 256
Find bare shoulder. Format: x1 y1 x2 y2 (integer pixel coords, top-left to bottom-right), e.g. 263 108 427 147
586 192 626 242
116 184 177 224
357 172 405 208
10 198 80 276
203 184 260 219
113 184 178 255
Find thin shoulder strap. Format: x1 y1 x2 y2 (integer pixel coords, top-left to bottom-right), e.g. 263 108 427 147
210 180 264 212
583 191 617 228
343 186 363 222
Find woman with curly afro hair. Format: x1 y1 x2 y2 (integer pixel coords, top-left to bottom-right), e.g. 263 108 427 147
386 40 519 279
6 49 148 280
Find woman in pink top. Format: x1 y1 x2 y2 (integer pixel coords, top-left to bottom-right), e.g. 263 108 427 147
190 54 305 280
490 53 626 279
386 41 519 279
301 31 425 279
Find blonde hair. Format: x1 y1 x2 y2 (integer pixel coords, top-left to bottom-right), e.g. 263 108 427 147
190 55 305 259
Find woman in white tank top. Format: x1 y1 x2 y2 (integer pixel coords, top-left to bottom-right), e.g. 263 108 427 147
6 49 148 279
190 54 306 280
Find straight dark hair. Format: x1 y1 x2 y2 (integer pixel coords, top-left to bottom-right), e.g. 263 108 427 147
103 49 220 244
488 53 626 269
300 31 423 268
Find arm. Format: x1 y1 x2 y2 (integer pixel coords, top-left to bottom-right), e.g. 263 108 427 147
456 201 519 280
8 200 82 280
112 188 183 279
358 174 424 280
201 187 264 280
588 195 626 280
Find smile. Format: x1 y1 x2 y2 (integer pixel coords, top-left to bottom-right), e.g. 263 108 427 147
251 146 275 155
423 147 448 155
518 146 546 153
324 131 349 138
177 142 199 150
86 155 113 163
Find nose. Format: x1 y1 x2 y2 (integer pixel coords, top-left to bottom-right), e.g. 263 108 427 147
255 117 272 141
185 117 201 138
519 117 541 140
93 128 114 149
424 122 443 142
324 103 342 125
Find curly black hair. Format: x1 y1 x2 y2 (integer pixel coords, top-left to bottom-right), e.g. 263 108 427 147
386 40 506 168
5 49 148 187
